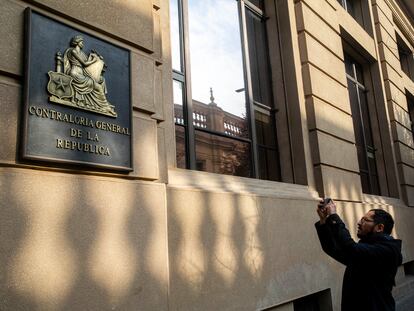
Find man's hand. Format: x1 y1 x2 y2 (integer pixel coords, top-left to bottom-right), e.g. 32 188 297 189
325 199 337 216
317 200 328 224
316 198 337 224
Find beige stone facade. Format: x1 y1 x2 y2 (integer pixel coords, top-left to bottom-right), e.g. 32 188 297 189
1 0 414 310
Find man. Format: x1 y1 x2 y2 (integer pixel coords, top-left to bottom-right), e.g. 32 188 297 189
315 199 402 311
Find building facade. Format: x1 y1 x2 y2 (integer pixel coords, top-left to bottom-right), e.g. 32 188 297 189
1 0 414 310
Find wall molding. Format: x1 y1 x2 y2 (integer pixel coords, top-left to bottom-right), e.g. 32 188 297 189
385 0 414 46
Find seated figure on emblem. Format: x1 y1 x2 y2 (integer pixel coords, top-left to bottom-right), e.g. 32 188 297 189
48 35 117 117
63 35 116 116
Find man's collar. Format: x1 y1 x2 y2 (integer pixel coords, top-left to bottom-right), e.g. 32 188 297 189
360 232 392 243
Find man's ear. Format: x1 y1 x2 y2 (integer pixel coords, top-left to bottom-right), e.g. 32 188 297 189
375 223 385 233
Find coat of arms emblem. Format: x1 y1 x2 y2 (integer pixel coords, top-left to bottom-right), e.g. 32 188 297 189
47 35 117 117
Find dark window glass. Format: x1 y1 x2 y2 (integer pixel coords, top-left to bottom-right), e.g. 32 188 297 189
258 147 280 181
345 0 356 17
248 0 263 10
358 88 374 147
246 8 273 108
175 124 186 169
360 171 370 194
345 54 380 195
354 62 364 84
345 54 364 84
337 0 364 27
255 110 280 180
368 156 380 194
407 95 414 134
293 293 320 311
255 110 276 147
292 290 333 311
397 36 414 80
344 54 354 76
245 7 280 180
196 160 205 171
194 130 251 177
399 47 409 75
348 81 369 172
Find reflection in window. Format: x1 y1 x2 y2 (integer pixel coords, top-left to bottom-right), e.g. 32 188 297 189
173 80 185 125
345 54 380 195
188 1 248 125
224 121 242 136
173 80 186 168
193 111 207 129
195 130 251 177
170 0 182 72
189 0 250 177
191 91 251 177
170 0 281 180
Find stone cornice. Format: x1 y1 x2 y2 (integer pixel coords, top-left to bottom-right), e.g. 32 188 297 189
385 0 414 45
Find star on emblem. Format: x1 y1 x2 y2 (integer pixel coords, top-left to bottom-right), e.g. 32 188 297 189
54 76 69 92
47 71 74 100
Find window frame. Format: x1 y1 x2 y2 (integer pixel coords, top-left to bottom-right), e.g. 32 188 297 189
396 33 414 81
171 0 281 179
345 53 381 195
336 0 373 33
407 92 414 136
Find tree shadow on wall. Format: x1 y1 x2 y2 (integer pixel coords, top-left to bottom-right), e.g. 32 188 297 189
167 188 267 310
0 172 168 311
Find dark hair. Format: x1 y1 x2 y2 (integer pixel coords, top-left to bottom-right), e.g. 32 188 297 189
370 209 394 234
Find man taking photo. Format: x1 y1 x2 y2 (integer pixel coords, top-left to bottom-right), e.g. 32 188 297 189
315 198 402 311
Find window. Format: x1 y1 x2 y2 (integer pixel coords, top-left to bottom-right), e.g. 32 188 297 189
293 289 333 311
170 0 281 180
407 93 414 135
397 34 414 80
337 0 364 27
345 54 380 195
404 260 414 276
261 289 332 311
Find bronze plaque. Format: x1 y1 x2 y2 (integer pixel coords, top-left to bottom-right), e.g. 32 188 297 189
21 9 132 171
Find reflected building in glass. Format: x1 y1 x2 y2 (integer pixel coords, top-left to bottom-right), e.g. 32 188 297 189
174 89 250 176
171 0 280 181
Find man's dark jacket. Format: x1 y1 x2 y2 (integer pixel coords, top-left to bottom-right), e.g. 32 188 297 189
315 214 402 311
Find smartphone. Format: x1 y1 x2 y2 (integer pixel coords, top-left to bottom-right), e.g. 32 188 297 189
319 197 332 209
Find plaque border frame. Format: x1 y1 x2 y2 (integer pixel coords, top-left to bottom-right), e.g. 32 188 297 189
20 8 134 172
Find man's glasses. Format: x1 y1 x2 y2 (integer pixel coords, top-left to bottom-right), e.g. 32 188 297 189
360 217 375 223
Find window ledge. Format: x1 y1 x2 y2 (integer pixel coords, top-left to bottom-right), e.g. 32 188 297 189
167 168 319 201
362 193 407 208
338 10 376 61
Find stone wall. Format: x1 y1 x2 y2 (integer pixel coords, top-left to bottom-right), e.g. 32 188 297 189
0 0 172 309
1 0 414 310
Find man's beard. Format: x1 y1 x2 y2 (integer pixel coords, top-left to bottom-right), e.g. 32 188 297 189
357 228 376 239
